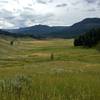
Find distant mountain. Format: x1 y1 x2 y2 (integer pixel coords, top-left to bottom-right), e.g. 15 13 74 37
4 18 100 39
7 25 68 38
67 18 100 36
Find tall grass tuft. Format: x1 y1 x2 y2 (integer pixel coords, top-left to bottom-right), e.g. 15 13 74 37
0 75 33 100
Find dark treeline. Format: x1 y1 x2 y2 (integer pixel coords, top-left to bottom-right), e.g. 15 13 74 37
74 28 100 47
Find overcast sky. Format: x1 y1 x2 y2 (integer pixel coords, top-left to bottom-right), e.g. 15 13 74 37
0 0 100 29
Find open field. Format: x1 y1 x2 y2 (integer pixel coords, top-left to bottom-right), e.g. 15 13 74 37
0 36 100 100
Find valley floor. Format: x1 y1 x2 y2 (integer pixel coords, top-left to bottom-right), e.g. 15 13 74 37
0 37 100 100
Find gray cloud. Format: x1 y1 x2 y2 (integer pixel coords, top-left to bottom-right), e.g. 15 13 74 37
87 8 96 12
0 0 100 28
13 13 54 28
23 7 34 11
71 1 81 5
36 0 46 4
0 9 54 28
97 1 100 6
0 0 54 29
19 10 54 26
0 9 14 19
36 0 53 4
0 0 8 4
56 3 67 7
84 0 98 4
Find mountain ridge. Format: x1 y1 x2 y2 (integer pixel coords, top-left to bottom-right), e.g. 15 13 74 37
2 18 100 39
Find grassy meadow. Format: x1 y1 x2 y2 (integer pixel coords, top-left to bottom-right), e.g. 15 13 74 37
0 36 100 100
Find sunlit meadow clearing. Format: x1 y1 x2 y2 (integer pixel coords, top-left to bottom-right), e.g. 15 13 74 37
0 37 100 100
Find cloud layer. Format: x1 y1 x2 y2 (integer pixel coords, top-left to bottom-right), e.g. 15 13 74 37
0 0 100 29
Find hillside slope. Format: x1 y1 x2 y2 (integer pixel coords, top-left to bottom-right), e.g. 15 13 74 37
0 36 16 57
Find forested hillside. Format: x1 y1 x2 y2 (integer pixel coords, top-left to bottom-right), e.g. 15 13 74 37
74 28 100 47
